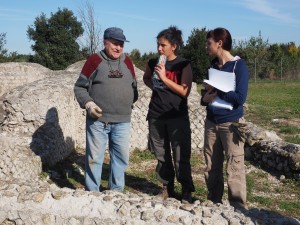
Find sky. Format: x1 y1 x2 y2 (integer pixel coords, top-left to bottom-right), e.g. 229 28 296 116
1 0 299 55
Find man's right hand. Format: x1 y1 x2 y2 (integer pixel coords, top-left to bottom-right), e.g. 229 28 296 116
85 101 102 119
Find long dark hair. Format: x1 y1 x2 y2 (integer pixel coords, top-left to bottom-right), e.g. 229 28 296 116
157 25 184 54
206 27 232 51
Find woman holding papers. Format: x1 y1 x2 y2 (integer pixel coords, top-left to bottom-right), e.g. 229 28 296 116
143 26 195 204
200 27 249 210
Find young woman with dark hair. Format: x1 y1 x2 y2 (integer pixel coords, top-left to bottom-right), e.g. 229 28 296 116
143 26 195 204
201 27 249 210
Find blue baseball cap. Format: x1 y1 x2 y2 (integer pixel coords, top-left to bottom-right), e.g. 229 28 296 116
103 27 129 42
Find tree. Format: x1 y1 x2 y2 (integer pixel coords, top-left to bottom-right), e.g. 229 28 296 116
233 31 270 79
0 32 8 62
129 49 142 68
130 49 141 61
181 27 211 83
27 8 84 70
267 44 286 79
77 0 102 55
286 42 300 79
288 42 299 59
128 49 158 71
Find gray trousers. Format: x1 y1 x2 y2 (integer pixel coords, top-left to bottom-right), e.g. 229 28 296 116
148 116 195 192
204 118 246 206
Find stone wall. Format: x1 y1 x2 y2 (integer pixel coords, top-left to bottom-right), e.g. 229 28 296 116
235 121 300 179
246 140 300 180
1 178 299 225
0 61 205 180
0 62 51 96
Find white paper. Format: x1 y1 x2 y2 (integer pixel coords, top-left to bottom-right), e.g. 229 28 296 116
203 68 235 93
210 96 233 110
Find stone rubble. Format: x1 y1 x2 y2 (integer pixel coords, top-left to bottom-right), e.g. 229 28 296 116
1 178 299 225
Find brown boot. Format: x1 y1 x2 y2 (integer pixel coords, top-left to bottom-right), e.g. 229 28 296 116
158 182 175 200
157 185 168 200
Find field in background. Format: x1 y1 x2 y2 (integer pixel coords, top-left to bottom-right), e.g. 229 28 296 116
245 80 300 144
198 80 300 144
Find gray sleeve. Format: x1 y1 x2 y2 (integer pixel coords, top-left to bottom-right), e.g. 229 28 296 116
74 74 93 109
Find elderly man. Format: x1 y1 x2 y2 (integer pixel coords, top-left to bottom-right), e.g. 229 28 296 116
74 27 138 192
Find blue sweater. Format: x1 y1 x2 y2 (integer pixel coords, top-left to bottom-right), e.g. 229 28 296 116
201 58 249 124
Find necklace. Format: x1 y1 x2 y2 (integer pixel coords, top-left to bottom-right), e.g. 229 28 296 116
107 58 123 78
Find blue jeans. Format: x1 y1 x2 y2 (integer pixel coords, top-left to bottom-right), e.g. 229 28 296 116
85 118 130 192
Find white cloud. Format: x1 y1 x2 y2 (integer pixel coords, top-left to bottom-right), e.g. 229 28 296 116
241 0 298 24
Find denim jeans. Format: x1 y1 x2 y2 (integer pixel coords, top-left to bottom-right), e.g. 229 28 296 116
85 118 130 192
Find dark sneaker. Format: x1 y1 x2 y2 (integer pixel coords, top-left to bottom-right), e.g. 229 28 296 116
167 182 176 198
182 191 193 204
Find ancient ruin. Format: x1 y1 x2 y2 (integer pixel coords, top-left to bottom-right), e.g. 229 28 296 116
0 61 299 224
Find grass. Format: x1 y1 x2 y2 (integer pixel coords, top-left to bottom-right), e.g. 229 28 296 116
245 80 300 144
279 201 300 215
198 80 300 144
